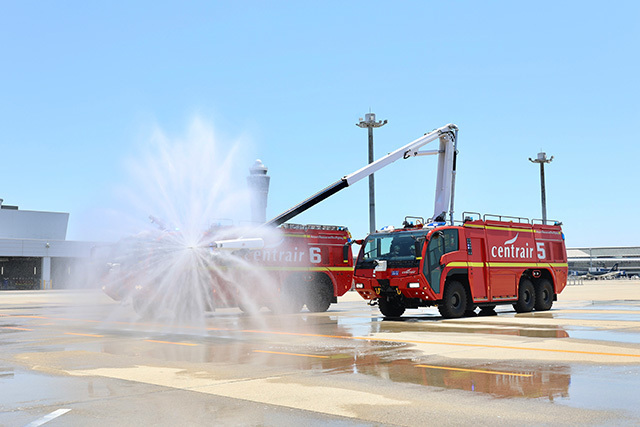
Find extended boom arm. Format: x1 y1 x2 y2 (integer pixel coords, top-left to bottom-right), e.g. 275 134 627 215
265 123 458 228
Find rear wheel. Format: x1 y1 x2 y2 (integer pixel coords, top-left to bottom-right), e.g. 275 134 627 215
513 279 535 313
534 279 554 311
378 297 406 318
438 280 468 319
305 276 333 313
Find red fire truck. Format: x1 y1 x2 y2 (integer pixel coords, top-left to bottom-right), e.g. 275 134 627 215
352 214 568 318
100 222 353 314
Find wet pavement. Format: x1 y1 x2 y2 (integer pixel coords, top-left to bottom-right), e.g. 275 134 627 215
1 282 640 426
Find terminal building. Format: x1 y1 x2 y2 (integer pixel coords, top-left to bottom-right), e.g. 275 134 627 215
567 246 640 278
0 201 94 289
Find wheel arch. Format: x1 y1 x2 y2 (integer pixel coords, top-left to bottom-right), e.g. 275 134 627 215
444 269 473 310
520 268 557 293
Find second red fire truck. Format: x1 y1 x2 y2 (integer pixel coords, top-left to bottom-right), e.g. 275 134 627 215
352 214 568 318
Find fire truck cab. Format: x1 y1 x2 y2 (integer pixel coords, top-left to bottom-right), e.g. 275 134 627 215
353 214 568 318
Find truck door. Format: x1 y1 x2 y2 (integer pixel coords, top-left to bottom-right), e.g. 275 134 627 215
467 236 488 301
423 233 445 294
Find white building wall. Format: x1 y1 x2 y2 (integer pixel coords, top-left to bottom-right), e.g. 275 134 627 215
0 209 68 240
0 239 94 258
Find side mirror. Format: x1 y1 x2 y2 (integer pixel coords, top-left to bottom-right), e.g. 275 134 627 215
342 244 351 263
414 241 423 258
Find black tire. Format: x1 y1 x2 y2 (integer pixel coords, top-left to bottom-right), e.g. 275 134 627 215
378 297 406 318
513 279 536 313
438 280 468 319
305 277 333 313
534 279 554 311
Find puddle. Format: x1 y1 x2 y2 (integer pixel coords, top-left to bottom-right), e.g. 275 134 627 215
559 365 640 417
370 318 571 339
0 368 117 408
329 357 572 399
561 327 640 344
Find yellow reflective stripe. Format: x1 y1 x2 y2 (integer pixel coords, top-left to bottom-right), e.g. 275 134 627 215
446 261 485 268
261 266 353 272
447 262 469 267
447 262 567 269
463 223 484 229
489 262 567 268
489 262 540 268
282 233 349 240
463 223 535 233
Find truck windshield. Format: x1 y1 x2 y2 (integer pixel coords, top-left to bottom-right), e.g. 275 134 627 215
356 230 428 269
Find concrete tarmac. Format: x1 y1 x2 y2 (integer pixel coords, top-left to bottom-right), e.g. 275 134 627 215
1 281 640 426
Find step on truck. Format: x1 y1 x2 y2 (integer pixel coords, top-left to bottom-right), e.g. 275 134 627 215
352 214 568 318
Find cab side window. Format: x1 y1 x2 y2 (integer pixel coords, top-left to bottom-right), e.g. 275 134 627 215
442 229 459 254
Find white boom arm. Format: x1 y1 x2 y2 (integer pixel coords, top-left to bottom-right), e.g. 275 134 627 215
265 124 458 227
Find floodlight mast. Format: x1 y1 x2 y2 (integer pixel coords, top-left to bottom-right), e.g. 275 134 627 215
529 151 554 224
356 112 388 234
264 123 459 228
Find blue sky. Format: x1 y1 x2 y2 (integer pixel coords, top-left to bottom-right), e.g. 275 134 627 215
1 1 638 247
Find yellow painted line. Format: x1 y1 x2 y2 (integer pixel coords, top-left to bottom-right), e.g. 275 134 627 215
144 339 198 347
231 329 640 359
2 326 33 331
417 364 533 377
65 332 104 338
3 314 99 323
8 315 48 319
253 350 330 359
355 336 640 359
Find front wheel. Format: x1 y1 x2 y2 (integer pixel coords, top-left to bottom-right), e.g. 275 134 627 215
534 279 554 311
438 280 468 319
378 297 405 318
513 279 535 313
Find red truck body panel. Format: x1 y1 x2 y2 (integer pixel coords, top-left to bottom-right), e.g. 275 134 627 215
219 224 354 305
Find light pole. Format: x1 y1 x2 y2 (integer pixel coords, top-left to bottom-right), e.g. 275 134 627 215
356 113 387 234
529 152 553 224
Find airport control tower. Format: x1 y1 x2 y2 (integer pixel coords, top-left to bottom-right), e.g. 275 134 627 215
247 159 270 224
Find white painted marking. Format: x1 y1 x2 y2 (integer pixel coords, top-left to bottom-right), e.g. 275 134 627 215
24 408 71 427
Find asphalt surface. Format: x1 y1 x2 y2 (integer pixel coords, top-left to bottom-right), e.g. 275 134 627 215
2 281 640 426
